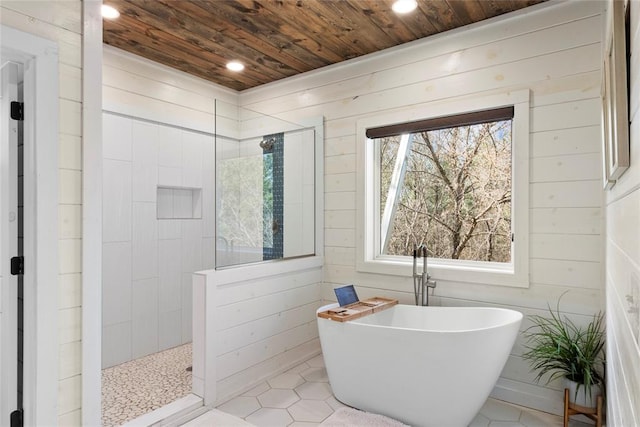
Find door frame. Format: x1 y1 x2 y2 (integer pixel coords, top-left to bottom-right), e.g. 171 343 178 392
81 1 103 425
0 25 59 425
0 59 20 425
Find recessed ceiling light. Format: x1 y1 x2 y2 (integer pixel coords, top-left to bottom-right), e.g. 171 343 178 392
392 0 417 14
226 61 245 72
101 4 120 20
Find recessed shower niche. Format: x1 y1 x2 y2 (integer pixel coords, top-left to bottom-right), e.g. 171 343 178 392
157 186 202 219
214 100 317 268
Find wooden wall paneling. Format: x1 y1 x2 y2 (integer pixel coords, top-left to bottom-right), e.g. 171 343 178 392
529 259 601 289
103 66 215 115
104 47 237 102
531 97 601 133
217 301 318 355
60 99 82 137
216 284 320 330
607 192 640 262
325 229 356 248
530 181 602 208
530 153 602 183
607 283 640 419
216 269 322 306
103 86 215 134
325 210 356 229
530 208 602 235
239 43 601 125
0 1 82 34
214 117 240 140
325 154 357 175
531 126 601 158
325 173 356 193
325 135 356 157
324 247 357 267
531 73 601 108
217 321 318 379
530 234 603 263
0 6 84 70
325 192 357 211
59 64 82 103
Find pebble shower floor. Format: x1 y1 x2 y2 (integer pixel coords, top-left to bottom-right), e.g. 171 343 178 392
101 343 192 426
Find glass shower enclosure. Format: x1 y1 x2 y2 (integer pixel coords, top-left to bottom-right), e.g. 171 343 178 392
214 101 317 268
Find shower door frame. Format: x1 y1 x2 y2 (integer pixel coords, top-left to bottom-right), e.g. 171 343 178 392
0 25 60 425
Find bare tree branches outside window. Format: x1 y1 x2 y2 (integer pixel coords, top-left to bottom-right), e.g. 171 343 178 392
379 120 512 262
217 156 264 248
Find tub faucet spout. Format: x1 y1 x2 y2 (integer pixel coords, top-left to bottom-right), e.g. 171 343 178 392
413 245 436 306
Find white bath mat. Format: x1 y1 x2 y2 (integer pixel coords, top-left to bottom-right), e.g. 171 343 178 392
320 407 410 427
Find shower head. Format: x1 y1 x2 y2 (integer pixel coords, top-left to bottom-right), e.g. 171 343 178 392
259 138 275 150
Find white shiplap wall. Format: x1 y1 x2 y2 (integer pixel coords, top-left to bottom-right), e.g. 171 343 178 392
1 2 82 425
240 1 605 415
103 45 237 133
193 263 323 406
605 0 640 424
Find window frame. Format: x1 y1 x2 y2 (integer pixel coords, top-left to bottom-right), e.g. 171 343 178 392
356 90 530 288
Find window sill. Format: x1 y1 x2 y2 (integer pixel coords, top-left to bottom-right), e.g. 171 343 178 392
356 256 529 288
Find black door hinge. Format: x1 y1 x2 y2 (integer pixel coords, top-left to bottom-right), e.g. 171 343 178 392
10 256 24 276
10 101 24 121
10 409 23 427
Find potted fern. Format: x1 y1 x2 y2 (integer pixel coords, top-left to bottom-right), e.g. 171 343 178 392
523 297 605 408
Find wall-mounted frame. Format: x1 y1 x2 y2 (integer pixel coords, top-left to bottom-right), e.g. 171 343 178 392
602 0 630 188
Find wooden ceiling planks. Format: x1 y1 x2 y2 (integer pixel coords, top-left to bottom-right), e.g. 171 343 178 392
103 0 548 91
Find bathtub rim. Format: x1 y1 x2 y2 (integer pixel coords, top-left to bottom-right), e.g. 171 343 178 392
317 303 523 334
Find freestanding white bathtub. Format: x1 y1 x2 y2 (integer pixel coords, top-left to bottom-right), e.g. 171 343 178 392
317 303 522 427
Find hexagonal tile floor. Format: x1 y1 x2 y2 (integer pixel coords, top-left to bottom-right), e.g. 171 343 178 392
205 353 592 427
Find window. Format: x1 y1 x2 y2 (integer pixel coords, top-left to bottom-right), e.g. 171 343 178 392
357 92 530 287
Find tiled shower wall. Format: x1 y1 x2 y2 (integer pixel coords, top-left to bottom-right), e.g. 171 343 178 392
102 112 215 368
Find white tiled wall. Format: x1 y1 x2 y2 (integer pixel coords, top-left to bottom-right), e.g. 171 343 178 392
101 113 216 368
240 1 605 416
605 1 640 424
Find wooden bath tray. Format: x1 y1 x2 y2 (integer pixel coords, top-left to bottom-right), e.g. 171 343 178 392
317 297 398 322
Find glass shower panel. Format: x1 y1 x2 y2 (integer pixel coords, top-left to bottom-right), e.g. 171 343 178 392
215 101 316 268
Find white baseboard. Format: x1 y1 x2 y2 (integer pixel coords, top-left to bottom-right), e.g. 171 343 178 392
491 378 564 416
